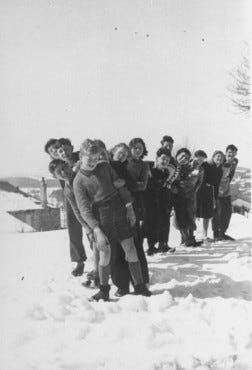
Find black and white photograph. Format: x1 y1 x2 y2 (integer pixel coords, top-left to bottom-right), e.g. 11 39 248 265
0 0 251 369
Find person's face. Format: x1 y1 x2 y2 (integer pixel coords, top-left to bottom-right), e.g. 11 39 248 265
162 141 173 152
48 142 61 159
225 149 237 163
54 163 73 181
57 144 73 161
99 150 110 162
195 156 205 166
176 151 190 165
213 153 224 167
130 143 144 160
156 154 170 169
80 152 100 171
113 147 128 163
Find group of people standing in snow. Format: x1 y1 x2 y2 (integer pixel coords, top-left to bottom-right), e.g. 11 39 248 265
44 135 238 301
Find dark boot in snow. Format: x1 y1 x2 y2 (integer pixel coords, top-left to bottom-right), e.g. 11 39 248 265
89 284 110 302
72 262 84 277
82 277 100 288
134 284 152 297
146 242 158 256
158 242 175 253
114 288 130 297
222 233 234 241
157 242 168 253
82 269 100 288
86 269 98 280
214 230 223 241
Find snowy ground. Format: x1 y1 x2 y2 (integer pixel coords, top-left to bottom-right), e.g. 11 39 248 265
0 214 251 370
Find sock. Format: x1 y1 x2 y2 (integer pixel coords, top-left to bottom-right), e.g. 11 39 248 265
98 264 110 286
128 261 143 285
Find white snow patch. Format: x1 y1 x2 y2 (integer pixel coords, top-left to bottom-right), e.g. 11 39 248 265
0 214 251 369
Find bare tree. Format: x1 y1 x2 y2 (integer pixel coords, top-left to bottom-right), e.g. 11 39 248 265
229 46 250 114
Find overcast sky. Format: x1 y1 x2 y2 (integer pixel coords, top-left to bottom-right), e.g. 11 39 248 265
0 0 251 177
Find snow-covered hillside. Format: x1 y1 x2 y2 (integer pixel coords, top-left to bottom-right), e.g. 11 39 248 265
0 214 251 370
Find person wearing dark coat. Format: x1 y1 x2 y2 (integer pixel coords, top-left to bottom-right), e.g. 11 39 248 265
125 138 150 284
144 147 176 255
172 148 204 247
74 139 151 301
212 145 238 241
44 138 87 277
195 150 224 241
110 142 149 292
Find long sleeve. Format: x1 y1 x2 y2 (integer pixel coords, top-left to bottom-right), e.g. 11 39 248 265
195 167 204 192
64 186 92 235
137 162 150 191
109 163 132 204
73 178 99 230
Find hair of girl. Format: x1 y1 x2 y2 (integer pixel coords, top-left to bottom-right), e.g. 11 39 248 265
44 138 58 153
160 135 174 145
128 137 148 158
94 139 107 150
110 142 130 158
48 159 65 176
80 139 103 156
194 150 207 158
175 147 191 158
226 144 238 152
211 150 225 161
156 147 171 158
58 138 72 146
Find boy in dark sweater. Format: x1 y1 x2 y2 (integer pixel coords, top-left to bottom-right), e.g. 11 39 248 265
73 139 151 301
144 147 176 255
48 159 111 293
160 135 176 167
44 138 86 277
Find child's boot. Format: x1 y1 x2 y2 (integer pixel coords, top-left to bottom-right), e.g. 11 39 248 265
89 284 110 302
72 262 84 277
134 283 152 297
146 241 158 256
115 287 130 297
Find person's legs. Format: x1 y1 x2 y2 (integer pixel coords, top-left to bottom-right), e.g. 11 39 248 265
203 218 210 239
94 197 131 296
89 239 112 301
164 191 173 246
86 246 99 284
212 198 222 240
115 195 149 284
134 233 150 283
144 194 159 255
157 197 174 252
110 242 131 295
221 196 233 236
121 237 151 296
65 200 86 276
121 237 143 285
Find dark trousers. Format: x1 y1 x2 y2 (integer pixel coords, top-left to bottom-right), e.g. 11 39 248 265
173 194 196 244
132 192 149 284
144 193 172 246
212 196 232 234
173 194 196 231
134 227 149 284
65 199 87 263
110 242 131 290
94 195 135 290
